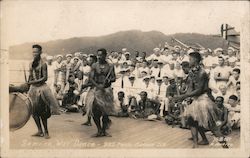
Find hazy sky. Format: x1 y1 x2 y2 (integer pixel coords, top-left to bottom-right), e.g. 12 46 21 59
1 1 249 48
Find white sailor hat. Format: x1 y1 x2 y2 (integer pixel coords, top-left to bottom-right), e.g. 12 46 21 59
215 48 223 52
141 70 148 74
228 58 237 63
129 74 136 80
162 75 169 78
73 57 80 60
120 68 127 73
125 52 130 55
158 60 164 64
143 76 150 81
207 48 212 53
123 61 128 65
66 54 73 58
46 55 53 60
174 45 181 50
74 52 81 57
153 47 160 52
199 49 206 54
228 47 235 51
122 48 127 52
156 77 163 81
187 48 194 54
56 54 63 58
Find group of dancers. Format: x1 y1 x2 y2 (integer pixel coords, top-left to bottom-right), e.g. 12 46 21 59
13 44 234 148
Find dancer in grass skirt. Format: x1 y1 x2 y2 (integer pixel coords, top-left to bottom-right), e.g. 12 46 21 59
173 52 218 148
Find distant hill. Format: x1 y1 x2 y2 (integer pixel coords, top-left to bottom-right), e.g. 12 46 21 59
9 30 227 59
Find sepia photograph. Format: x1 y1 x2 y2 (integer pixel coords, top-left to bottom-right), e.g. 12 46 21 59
1 1 250 158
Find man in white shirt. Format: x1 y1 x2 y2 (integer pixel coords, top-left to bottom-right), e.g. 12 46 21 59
138 61 150 78
150 59 160 77
63 54 73 83
140 76 153 99
119 52 132 65
53 55 63 88
162 62 175 79
46 56 55 92
113 68 130 100
212 57 231 88
177 50 189 64
174 62 185 78
161 50 172 64
79 58 91 84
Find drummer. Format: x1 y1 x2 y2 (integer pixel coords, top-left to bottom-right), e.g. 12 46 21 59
27 44 60 139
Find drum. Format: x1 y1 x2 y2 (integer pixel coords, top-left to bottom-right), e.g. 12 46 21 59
9 83 30 93
9 92 32 131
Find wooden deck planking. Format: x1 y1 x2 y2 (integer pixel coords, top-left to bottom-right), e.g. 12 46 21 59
10 113 240 149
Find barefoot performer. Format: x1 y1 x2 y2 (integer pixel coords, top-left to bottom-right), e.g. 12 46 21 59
173 52 218 148
27 44 60 139
88 48 116 137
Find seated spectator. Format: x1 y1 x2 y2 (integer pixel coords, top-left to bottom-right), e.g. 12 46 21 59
165 101 182 127
214 96 230 135
225 95 240 129
116 91 129 117
133 91 161 120
163 79 178 117
62 75 79 112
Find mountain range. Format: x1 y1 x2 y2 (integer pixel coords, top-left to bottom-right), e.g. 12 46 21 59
9 30 227 59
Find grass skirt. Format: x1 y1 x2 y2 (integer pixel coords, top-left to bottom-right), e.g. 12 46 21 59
86 87 115 116
28 83 60 117
184 94 218 129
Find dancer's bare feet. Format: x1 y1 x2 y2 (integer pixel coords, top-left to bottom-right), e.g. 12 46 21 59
198 140 209 145
91 132 102 137
102 131 112 137
32 132 44 137
188 137 193 141
81 122 92 126
44 132 50 139
192 143 198 148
